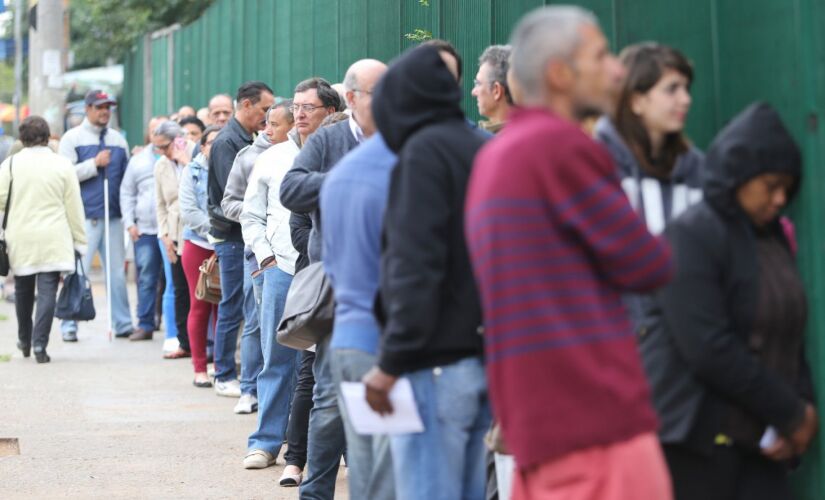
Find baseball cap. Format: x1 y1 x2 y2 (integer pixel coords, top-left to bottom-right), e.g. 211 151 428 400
85 90 116 107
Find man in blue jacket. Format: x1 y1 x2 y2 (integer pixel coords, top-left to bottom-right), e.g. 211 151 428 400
58 89 133 341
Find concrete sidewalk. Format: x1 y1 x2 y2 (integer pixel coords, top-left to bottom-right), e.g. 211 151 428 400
0 279 348 499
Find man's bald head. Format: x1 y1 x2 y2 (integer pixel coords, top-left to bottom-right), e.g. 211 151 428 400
343 59 387 137
208 94 233 126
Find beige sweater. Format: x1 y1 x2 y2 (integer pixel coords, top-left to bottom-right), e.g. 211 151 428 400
0 146 86 275
154 146 193 252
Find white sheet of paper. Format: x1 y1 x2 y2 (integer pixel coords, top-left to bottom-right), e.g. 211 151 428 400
760 426 778 449
340 378 425 435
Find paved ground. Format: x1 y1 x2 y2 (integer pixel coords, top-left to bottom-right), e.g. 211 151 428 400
0 275 348 499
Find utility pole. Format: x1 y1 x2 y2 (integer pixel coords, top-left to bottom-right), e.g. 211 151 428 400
28 0 67 135
12 0 23 134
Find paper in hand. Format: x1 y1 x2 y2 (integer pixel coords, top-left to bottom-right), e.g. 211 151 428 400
340 378 425 435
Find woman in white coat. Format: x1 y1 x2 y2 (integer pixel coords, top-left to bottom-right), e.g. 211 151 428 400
0 116 86 363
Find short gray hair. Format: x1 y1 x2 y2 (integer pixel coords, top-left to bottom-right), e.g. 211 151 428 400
152 120 183 140
479 45 512 88
510 6 598 100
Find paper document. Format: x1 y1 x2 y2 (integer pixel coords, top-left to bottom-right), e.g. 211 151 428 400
760 426 778 449
340 378 425 435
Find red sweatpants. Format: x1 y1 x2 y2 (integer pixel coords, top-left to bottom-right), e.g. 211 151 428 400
181 241 217 373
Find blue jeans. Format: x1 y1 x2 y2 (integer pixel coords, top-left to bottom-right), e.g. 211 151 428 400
213 241 244 382
157 237 177 340
62 217 133 335
248 266 300 452
240 254 264 396
391 357 491 500
133 234 161 332
331 349 395 500
299 338 347 500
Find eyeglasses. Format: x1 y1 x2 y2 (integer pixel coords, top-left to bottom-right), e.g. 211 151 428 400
353 88 373 96
289 103 323 114
154 142 173 151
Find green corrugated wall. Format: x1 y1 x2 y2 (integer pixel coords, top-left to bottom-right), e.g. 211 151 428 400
121 1 825 496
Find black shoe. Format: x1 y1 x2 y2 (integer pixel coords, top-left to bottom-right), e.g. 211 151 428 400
34 350 50 363
16 341 30 358
62 331 78 342
114 330 132 339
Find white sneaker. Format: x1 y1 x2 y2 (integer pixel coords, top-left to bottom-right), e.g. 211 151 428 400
234 393 258 414
243 449 277 469
214 378 242 398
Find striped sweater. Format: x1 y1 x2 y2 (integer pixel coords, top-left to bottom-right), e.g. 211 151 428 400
465 107 673 469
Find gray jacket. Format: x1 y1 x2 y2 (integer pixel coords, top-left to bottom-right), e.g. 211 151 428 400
119 146 158 235
221 132 273 222
280 118 359 263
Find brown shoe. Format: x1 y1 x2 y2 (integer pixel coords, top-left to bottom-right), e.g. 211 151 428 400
129 328 153 341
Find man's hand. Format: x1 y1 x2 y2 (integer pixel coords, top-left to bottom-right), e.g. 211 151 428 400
162 236 178 264
790 403 819 455
762 436 795 462
95 149 111 168
127 225 140 242
363 366 398 415
251 256 277 278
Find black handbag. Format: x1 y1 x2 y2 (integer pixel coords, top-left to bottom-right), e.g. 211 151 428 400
55 253 96 321
0 156 13 277
276 262 335 350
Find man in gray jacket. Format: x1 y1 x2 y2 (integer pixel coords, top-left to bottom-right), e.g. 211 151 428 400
280 58 386 499
219 99 291 414
120 116 166 338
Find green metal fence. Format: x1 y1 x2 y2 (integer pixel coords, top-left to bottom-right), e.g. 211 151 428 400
121 1 825 495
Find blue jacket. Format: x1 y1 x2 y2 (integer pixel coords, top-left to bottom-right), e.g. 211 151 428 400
58 118 130 219
320 134 396 354
179 153 210 244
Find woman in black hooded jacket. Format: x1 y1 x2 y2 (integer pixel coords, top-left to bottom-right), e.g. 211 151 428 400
644 102 818 499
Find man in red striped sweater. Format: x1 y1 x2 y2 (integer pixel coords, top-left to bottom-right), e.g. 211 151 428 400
466 6 674 500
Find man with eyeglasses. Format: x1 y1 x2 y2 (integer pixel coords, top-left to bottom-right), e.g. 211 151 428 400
472 45 513 134
58 90 134 342
119 115 168 342
207 81 275 399
280 58 387 499
240 80 336 479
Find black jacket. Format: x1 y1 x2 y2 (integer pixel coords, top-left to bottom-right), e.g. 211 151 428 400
373 45 488 376
207 117 252 241
644 103 811 454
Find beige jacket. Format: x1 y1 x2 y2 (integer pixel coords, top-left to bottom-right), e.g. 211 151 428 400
154 144 195 251
0 146 86 275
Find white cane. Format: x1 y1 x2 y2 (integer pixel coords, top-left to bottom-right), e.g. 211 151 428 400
103 170 113 342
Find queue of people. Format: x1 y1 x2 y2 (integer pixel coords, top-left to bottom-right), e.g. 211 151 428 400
2 4 819 499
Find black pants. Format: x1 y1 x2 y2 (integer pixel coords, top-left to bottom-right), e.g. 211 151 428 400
664 444 794 500
15 272 60 351
170 253 190 351
284 349 315 468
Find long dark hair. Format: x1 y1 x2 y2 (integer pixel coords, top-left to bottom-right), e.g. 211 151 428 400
614 43 693 178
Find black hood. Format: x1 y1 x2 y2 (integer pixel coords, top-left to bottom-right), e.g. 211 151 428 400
372 45 464 153
704 102 802 217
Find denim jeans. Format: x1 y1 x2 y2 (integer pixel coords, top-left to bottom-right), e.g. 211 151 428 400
158 239 177 340
299 338 347 500
391 356 491 500
62 217 133 335
248 266 301 453
240 254 264 396
133 234 161 332
331 349 395 500
213 241 244 382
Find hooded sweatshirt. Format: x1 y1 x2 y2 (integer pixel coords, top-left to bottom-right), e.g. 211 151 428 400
222 131 273 223
648 102 809 453
373 45 488 376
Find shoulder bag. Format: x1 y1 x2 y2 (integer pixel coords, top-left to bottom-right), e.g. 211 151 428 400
0 156 13 276
277 261 334 350
195 253 222 304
